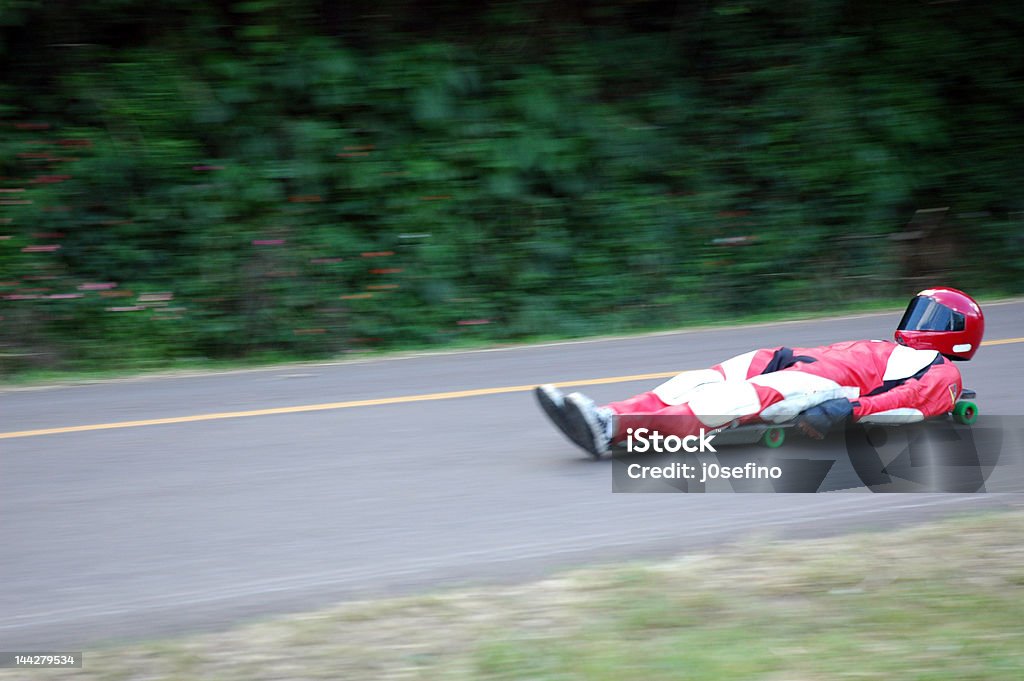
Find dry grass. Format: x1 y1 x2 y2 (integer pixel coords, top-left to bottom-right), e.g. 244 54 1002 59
6 511 1023 680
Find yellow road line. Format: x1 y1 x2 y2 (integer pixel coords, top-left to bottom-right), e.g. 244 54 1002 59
982 336 1024 347
0 371 677 440
3 336 1022 441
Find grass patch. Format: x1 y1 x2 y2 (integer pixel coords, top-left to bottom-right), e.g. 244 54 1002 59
0 294 951 388
8 511 1024 680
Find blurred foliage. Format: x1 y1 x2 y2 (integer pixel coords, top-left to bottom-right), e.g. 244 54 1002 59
1 0 1022 373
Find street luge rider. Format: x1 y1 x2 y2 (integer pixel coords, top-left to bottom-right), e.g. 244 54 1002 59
536 288 984 458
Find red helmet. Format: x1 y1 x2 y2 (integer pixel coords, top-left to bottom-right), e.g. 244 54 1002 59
895 287 984 360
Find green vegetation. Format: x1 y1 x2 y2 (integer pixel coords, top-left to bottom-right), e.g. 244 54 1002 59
1 294 918 386
7 511 1022 680
2 1 1022 376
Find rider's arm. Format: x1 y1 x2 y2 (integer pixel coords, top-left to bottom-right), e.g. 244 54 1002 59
852 359 963 423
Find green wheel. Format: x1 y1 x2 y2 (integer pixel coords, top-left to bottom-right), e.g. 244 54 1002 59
953 400 978 425
761 427 785 448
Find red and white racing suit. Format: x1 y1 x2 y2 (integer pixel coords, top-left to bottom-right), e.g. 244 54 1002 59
607 340 964 440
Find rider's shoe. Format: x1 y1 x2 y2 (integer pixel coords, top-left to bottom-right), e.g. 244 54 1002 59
534 384 591 452
563 392 616 459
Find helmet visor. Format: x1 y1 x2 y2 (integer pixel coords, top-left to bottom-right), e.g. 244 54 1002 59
898 296 965 332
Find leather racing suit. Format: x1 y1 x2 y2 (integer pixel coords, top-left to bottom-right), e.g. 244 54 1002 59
606 340 964 441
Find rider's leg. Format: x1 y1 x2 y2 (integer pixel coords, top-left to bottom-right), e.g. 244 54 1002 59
606 382 783 440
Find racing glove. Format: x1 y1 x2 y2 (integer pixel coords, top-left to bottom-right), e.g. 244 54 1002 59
797 398 853 440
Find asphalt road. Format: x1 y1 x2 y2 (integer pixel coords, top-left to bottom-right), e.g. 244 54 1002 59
2 301 1023 649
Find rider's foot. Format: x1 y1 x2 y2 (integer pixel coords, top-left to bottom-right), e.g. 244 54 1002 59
534 384 591 451
563 392 616 458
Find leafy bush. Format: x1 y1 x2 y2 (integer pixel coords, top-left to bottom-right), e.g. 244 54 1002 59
1 0 1021 374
